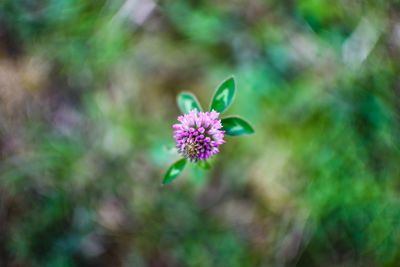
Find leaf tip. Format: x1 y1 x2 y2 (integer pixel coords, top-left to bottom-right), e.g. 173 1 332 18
223 75 236 88
177 91 202 114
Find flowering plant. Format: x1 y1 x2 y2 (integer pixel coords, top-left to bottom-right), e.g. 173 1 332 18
163 76 254 185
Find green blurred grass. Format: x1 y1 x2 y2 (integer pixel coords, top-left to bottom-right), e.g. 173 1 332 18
0 0 400 266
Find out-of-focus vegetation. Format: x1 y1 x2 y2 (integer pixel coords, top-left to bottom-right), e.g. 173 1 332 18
1 0 400 266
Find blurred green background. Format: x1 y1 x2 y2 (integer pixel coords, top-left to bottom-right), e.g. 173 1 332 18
1 0 400 266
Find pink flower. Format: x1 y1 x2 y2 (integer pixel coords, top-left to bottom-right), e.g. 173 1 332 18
173 110 225 161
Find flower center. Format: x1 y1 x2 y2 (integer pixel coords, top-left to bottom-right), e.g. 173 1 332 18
183 140 200 160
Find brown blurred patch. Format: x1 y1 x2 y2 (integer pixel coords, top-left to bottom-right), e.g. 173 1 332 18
0 56 50 156
0 56 49 113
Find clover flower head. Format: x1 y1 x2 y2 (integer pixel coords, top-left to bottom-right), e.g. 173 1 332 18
163 77 255 185
173 110 225 162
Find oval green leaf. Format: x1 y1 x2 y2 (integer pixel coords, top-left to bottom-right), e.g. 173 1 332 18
221 116 255 136
177 92 202 114
210 76 235 113
162 158 187 185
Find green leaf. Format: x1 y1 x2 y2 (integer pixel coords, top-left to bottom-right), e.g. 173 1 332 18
221 116 255 136
162 158 187 185
210 76 235 113
177 92 202 114
197 160 211 170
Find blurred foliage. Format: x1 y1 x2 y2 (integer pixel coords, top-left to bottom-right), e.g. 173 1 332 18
1 0 400 266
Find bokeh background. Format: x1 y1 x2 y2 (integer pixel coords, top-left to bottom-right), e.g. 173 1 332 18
1 0 400 266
